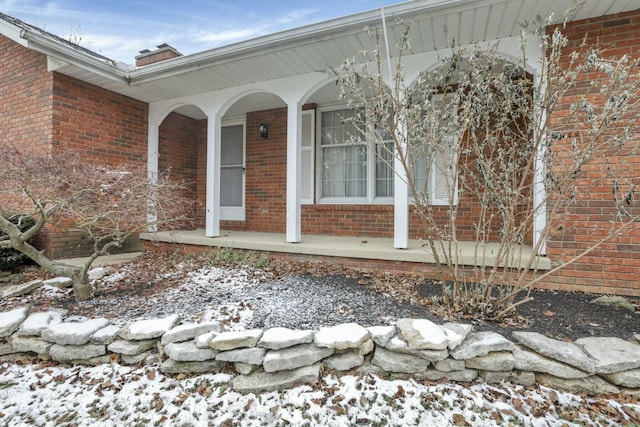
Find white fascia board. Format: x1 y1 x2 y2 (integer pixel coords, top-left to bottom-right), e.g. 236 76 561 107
0 18 29 46
20 29 130 84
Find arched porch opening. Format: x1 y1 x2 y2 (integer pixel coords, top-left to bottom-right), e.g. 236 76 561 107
157 104 208 231
215 91 288 233
403 55 537 246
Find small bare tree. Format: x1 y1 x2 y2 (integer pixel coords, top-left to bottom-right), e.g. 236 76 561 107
335 16 640 319
0 146 193 301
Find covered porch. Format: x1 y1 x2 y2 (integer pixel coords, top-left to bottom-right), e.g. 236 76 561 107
142 0 555 254
140 229 551 271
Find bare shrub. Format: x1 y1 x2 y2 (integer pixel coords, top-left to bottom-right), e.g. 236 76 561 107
335 16 640 319
0 146 193 301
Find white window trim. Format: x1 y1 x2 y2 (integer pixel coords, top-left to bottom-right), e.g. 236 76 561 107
301 109 315 205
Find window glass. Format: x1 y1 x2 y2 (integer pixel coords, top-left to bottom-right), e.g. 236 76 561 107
317 106 454 204
375 141 394 197
320 109 367 198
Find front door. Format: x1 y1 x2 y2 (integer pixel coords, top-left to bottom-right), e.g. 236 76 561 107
220 122 245 221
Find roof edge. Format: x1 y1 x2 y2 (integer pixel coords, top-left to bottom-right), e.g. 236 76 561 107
127 0 481 84
20 29 129 83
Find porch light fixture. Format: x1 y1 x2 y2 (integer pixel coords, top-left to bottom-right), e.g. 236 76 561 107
258 123 269 139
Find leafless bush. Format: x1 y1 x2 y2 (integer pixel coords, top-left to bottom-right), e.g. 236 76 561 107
335 15 640 319
0 147 193 301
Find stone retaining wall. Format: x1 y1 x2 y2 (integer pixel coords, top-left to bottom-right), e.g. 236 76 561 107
1 306 639 395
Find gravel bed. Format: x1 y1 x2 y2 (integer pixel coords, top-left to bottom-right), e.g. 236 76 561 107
64 267 435 329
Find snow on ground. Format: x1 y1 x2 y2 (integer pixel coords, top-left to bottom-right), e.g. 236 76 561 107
0 264 639 425
0 360 637 426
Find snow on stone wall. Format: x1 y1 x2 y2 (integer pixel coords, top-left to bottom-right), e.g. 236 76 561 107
0 306 639 395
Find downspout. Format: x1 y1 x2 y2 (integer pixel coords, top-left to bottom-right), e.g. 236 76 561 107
380 1 395 100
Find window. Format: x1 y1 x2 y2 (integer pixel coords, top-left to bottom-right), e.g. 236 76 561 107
317 106 455 205
375 126 394 198
319 109 366 199
413 92 458 205
318 108 392 203
410 137 456 206
220 121 246 221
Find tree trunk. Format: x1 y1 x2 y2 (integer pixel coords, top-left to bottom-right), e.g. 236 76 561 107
73 281 92 301
71 269 92 302
0 219 89 300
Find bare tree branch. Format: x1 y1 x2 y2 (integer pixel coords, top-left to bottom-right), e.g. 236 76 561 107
0 147 193 301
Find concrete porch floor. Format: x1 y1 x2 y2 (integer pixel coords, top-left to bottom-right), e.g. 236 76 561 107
140 229 551 271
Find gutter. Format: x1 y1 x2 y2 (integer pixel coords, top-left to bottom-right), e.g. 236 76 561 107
19 28 131 84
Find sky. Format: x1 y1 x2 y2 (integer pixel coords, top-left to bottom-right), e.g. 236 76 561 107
0 0 407 65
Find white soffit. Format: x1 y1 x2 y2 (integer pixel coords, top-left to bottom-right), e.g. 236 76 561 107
9 0 639 104
123 0 640 100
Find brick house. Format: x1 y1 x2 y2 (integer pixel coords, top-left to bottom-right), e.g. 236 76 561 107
1 0 639 295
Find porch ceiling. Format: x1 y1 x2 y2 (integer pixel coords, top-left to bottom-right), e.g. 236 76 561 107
26 0 639 111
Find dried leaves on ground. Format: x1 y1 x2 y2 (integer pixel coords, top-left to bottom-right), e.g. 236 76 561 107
2 250 637 341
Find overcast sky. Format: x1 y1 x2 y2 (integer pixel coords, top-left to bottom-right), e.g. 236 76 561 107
1 0 406 64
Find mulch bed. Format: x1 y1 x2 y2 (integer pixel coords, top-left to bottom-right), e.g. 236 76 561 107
415 282 639 341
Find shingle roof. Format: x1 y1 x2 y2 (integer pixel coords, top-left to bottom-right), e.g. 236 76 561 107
0 11 116 65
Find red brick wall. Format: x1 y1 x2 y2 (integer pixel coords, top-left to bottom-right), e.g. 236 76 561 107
158 111 201 222
0 36 54 257
0 36 151 258
159 112 199 180
302 204 471 240
40 73 151 258
542 10 640 295
0 35 52 153
51 73 148 163
49 72 148 252
0 37 52 255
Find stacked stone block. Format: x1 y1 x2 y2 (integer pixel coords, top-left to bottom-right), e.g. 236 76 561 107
0 306 639 396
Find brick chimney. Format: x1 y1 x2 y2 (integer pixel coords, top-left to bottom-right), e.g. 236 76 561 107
135 43 182 67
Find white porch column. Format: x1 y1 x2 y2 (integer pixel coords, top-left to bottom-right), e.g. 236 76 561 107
394 95 409 249
286 100 302 243
533 155 547 254
147 123 159 232
533 63 547 255
380 5 409 249
394 149 409 249
206 113 222 237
